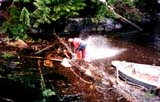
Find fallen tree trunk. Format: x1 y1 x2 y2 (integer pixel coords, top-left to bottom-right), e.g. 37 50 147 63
107 4 143 31
111 8 143 31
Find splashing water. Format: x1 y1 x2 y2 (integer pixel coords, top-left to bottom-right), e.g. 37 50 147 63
84 35 126 61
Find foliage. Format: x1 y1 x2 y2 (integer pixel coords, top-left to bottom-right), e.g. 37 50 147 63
32 0 86 28
0 54 59 101
0 0 87 39
13 0 32 3
1 52 17 60
81 0 142 21
0 4 30 40
42 89 56 97
20 7 31 27
112 0 143 21
0 0 147 40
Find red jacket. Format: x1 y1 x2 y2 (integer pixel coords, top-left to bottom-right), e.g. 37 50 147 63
73 38 86 49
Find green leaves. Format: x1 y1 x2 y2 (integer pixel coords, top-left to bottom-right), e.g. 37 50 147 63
0 2 31 40
0 21 10 34
13 0 31 3
121 0 135 7
9 23 28 40
1 0 144 40
107 0 117 5
31 0 86 28
20 7 31 27
32 0 51 27
42 89 56 97
1 52 17 60
96 4 107 19
8 5 20 22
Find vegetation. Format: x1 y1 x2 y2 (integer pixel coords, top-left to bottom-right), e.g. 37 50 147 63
0 53 60 102
0 0 86 40
0 0 154 40
1 52 17 60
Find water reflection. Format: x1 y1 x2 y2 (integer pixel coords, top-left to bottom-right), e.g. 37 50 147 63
153 33 160 51
108 31 160 66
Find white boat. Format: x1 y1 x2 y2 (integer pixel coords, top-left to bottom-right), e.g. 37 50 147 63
111 60 160 89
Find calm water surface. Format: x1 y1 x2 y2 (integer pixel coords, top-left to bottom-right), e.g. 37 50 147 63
109 32 160 66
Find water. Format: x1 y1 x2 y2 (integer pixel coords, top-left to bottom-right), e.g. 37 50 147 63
84 35 126 61
109 32 160 66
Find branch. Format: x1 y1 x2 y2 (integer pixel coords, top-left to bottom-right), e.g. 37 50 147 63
108 5 143 31
22 56 63 62
69 67 93 84
34 44 56 54
53 33 74 55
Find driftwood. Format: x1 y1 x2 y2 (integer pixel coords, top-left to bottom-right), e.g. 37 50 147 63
6 39 28 49
53 33 73 55
22 55 93 84
34 44 55 54
22 56 63 62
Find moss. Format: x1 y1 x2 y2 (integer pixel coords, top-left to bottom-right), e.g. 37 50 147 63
1 52 17 60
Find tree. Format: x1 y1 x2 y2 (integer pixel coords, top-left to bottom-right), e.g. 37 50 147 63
0 0 86 39
0 0 148 40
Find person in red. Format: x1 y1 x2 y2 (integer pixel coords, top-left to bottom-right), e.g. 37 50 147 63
68 38 87 59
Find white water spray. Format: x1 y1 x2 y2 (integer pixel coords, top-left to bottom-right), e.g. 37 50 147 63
84 35 126 61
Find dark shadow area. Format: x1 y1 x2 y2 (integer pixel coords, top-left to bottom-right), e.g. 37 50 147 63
0 78 41 102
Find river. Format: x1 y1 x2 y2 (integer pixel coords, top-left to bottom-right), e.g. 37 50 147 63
108 28 160 66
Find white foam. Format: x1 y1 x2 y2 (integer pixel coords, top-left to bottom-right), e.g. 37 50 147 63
84 35 126 61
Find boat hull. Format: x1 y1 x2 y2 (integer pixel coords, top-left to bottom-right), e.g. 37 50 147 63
118 70 157 89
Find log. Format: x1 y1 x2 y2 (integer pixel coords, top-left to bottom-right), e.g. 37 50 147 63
22 56 63 62
53 33 74 55
107 4 143 31
34 44 55 54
